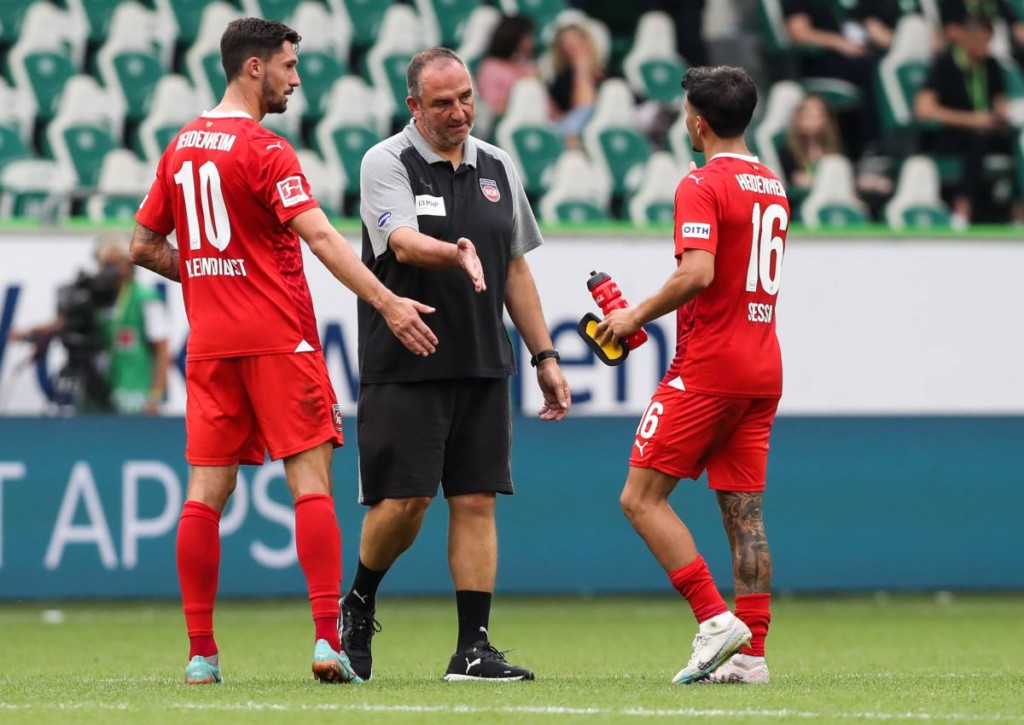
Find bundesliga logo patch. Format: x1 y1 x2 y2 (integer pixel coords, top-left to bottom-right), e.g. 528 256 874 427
479 178 500 202
276 176 309 208
332 404 343 432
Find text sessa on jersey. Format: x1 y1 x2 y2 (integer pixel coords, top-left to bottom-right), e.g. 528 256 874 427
136 112 321 361
665 153 788 398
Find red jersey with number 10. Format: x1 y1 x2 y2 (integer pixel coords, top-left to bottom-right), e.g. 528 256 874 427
136 112 321 361
664 153 788 398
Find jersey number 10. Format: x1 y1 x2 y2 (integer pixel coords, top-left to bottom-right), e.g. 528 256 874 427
173 160 233 252
746 202 786 295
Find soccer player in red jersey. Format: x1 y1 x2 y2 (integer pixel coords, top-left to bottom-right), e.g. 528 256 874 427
596 65 787 685
130 18 439 685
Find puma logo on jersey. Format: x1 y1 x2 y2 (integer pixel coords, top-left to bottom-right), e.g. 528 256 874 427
688 175 704 185
633 440 649 457
266 142 284 151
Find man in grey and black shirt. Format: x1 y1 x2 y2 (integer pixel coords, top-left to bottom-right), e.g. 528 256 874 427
340 47 571 682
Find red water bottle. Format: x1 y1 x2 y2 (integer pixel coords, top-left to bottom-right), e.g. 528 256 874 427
587 270 648 350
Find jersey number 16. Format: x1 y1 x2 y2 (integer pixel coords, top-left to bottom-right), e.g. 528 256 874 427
746 202 786 295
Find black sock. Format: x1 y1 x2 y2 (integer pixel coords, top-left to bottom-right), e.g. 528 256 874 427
343 560 388 613
455 590 492 651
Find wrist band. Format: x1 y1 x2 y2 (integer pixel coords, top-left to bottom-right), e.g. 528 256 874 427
530 349 560 367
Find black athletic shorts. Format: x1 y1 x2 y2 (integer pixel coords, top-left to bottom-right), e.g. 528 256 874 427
356 378 514 505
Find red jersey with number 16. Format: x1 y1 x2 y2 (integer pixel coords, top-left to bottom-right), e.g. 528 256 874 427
664 152 788 398
136 112 321 361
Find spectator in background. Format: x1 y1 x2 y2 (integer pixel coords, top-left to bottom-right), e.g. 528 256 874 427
549 23 604 147
852 0 936 51
942 0 1024 65
475 15 540 116
782 0 883 156
914 13 1018 226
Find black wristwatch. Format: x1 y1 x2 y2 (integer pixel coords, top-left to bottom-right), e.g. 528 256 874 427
530 349 560 367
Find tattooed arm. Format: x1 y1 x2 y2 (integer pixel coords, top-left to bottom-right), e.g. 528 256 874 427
716 490 772 595
129 223 180 283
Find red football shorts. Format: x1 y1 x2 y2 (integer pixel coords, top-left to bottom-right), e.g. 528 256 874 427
629 384 780 492
185 351 344 466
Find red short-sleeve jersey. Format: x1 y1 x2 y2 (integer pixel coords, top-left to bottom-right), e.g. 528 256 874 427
664 153 788 398
136 112 321 360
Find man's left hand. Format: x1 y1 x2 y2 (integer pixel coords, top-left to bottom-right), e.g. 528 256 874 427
536 360 570 421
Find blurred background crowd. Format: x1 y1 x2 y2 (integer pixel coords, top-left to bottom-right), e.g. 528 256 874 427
2 0 1023 230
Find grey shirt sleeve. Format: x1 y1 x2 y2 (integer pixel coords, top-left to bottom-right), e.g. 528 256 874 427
359 140 418 258
497 151 543 259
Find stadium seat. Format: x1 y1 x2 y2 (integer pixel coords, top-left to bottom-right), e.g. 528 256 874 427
0 124 32 174
800 154 869 228
331 0 390 51
296 149 345 217
538 149 610 222
288 2 350 122
64 0 128 48
6 3 88 122
495 78 564 199
184 2 244 108
238 0 302 21
748 80 805 187
415 0 481 49
364 4 431 126
581 79 652 199
622 12 688 103
46 75 124 189
756 0 791 57
457 5 501 76
153 0 221 51
85 148 155 222
138 75 205 162
0 78 38 153
315 76 388 193
628 151 685 225
0 0 34 48
876 14 932 133
500 0 567 36
0 159 73 219
883 155 950 229
95 3 171 123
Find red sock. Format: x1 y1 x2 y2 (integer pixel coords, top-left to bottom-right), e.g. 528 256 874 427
668 555 729 624
295 493 342 651
735 593 771 657
177 500 221 659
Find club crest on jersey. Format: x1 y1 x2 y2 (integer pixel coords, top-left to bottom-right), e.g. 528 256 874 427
479 178 500 202
681 222 711 239
276 176 309 207
332 404 343 432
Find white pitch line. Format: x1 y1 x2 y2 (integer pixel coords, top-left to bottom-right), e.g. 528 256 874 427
1 702 1021 721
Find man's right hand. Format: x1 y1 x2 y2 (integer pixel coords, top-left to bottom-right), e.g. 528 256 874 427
456 237 486 292
381 296 439 356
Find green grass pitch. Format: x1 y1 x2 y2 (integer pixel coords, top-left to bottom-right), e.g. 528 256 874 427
1 594 1022 724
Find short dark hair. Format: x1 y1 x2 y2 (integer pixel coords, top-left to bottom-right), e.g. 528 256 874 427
682 65 758 139
484 15 535 60
407 47 466 100
220 17 301 81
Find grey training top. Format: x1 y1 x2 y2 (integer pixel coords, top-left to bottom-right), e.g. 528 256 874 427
357 120 544 383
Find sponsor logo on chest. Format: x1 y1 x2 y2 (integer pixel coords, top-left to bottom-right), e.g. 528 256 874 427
415 194 446 216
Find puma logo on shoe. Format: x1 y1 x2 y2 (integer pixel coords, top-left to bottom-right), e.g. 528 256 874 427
352 590 369 605
465 657 482 673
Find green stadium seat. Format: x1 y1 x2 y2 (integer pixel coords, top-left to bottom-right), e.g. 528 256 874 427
884 155 950 229
582 80 652 199
65 0 126 47
456 6 501 76
138 75 204 162
46 75 125 188
0 159 72 219
86 149 154 223
0 124 32 172
415 0 481 48
315 76 388 193
800 154 869 229
876 15 932 133
239 0 302 22
501 0 567 34
538 150 611 222
184 2 243 107
155 0 221 50
365 5 429 125
341 0 390 49
628 152 684 225
296 149 345 216
495 78 563 198
11 50 78 121
623 12 688 104
0 0 34 48
296 51 347 120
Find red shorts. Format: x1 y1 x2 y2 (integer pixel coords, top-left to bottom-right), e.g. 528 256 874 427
629 384 780 492
185 352 344 466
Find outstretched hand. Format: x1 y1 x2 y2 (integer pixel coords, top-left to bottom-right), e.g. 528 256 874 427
456 237 486 292
536 360 571 421
381 296 438 356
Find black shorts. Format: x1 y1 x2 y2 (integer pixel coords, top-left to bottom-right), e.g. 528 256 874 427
356 378 514 505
